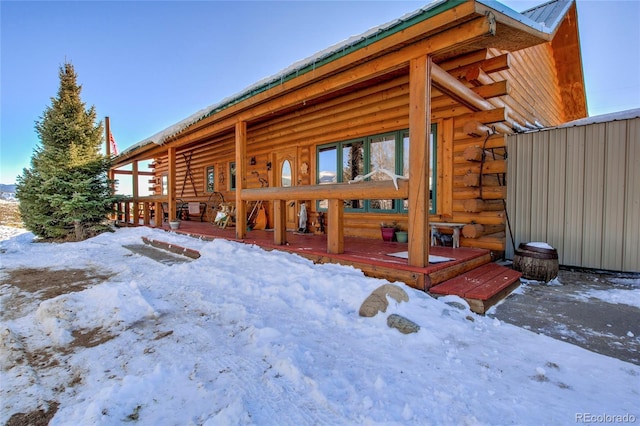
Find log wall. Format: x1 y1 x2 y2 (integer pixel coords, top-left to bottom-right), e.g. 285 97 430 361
147 39 580 253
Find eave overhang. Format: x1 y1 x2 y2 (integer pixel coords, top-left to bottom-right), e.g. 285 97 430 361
114 0 576 165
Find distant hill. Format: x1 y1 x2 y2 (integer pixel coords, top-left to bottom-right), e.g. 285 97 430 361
0 184 17 201
1 184 16 193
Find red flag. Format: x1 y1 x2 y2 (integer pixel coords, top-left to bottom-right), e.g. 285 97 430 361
109 133 119 156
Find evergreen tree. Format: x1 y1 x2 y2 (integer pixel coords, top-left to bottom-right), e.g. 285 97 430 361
16 62 118 241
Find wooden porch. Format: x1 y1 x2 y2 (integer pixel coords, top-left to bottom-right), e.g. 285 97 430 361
124 217 520 314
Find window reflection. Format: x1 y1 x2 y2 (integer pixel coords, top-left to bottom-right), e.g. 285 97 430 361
369 134 395 210
281 160 292 187
342 141 364 209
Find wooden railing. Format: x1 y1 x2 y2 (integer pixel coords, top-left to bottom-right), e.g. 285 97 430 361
114 180 411 256
114 195 167 226
242 180 409 254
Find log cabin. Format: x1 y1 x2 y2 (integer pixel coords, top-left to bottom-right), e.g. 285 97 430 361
110 0 587 310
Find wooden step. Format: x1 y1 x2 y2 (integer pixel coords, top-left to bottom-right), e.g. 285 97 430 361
430 263 521 314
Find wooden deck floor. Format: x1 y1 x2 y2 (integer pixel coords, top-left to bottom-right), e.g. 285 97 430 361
131 219 519 313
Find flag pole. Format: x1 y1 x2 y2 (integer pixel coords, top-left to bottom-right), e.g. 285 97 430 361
105 116 111 157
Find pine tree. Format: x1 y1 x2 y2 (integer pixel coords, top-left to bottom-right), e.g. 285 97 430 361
16 62 118 241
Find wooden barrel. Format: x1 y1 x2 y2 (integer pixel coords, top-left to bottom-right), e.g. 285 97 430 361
513 243 559 282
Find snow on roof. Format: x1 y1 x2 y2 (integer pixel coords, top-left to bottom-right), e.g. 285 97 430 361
523 108 640 133
122 0 573 156
123 0 450 155
476 0 570 34
520 0 573 31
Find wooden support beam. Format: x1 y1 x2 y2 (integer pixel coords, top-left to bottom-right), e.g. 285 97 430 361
242 179 408 202
407 55 431 268
273 200 287 245
111 170 155 176
327 199 344 254
464 65 530 130
454 186 507 200
154 201 162 227
431 62 494 111
462 173 501 187
132 161 140 225
142 202 151 225
455 108 507 127
168 146 176 222
431 81 508 112
438 49 488 71
432 63 514 134
235 121 247 239
441 117 454 217
472 80 509 99
462 223 505 239
462 145 504 162
462 121 494 138
447 53 511 79
462 198 504 213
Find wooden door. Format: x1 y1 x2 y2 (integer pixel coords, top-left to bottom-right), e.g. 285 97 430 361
275 150 297 230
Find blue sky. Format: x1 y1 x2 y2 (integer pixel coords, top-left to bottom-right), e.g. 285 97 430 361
2 0 639 184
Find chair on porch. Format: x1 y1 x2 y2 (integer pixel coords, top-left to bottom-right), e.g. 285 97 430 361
214 202 236 229
160 201 191 223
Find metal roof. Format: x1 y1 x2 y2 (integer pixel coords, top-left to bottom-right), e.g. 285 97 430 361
123 0 575 156
521 0 573 31
519 108 640 133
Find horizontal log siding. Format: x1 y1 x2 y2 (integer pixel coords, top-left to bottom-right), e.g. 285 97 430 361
150 134 240 204
149 69 513 250
487 46 564 127
147 43 569 252
250 74 411 237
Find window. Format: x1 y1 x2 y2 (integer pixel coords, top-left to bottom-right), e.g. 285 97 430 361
342 140 364 209
229 162 236 190
161 174 168 196
316 126 436 214
369 133 396 211
206 166 215 192
402 126 437 214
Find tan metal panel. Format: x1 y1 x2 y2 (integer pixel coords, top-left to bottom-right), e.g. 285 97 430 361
546 128 567 261
514 133 533 248
581 123 606 269
506 137 518 259
507 117 639 272
601 121 627 271
623 119 640 272
563 126 586 267
530 131 550 243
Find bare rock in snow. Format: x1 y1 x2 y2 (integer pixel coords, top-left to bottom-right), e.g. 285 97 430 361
387 314 420 334
359 284 409 317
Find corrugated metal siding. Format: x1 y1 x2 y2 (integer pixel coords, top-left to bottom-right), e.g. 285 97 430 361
507 117 640 273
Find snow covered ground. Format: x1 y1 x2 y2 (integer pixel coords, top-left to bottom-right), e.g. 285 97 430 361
1 225 639 425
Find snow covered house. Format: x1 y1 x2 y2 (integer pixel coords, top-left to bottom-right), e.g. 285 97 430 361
111 0 587 302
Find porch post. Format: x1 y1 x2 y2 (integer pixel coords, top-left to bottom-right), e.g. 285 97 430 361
168 146 177 222
105 117 116 220
273 200 287 245
407 55 431 268
154 201 162 227
235 121 247 239
132 160 139 224
327 199 344 254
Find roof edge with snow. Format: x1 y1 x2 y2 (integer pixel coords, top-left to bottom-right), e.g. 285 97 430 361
120 0 574 157
518 108 640 133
